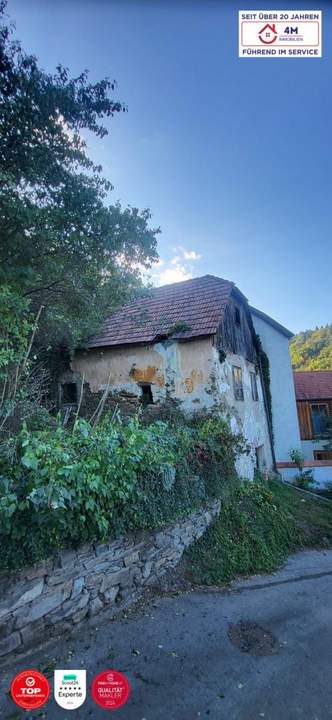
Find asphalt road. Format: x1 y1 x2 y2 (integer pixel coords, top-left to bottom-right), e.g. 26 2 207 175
2 548 332 720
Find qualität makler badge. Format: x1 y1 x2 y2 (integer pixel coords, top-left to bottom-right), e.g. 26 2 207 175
91 669 131 710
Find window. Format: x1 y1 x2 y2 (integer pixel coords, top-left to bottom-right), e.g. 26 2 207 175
250 372 259 401
140 384 153 406
311 404 328 437
62 382 78 405
232 366 244 401
314 450 332 461
234 306 241 326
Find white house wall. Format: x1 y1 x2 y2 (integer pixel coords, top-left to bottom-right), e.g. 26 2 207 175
301 438 326 461
251 314 301 463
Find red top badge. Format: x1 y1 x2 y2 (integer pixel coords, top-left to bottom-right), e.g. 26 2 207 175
10 669 50 710
91 669 131 710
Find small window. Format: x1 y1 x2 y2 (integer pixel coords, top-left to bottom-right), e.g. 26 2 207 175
140 384 153 406
62 382 78 405
232 366 244 401
250 372 259 401
311 404 328 437
314 450 332 461
234 306 241 326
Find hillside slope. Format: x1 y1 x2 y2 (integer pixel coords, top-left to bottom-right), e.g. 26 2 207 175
290 325 332 370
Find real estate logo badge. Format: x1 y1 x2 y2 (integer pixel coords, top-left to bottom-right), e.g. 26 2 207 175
54 670 86 710
239 10 322 57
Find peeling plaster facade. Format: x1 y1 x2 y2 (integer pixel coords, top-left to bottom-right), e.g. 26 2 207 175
72 336 273 480
65 276 302 482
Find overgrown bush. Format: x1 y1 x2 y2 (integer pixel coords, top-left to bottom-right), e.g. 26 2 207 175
0 286 53 439
186 481 299 584
0 411 245 572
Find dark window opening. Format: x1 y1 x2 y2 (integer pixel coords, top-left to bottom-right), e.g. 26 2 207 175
311 404 328 437
314 450 332 461
234 306 241 326
250 372 259 401
232 366 244 401
62 382 78 405
140 384 153 406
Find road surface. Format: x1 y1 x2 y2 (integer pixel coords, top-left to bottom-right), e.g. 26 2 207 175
1 548 332 719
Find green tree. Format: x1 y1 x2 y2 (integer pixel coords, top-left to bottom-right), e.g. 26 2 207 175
0 1 159 361
290 325 332 370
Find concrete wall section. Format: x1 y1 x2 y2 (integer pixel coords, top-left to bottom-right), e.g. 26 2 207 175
278 465 332 488
301 439 326 461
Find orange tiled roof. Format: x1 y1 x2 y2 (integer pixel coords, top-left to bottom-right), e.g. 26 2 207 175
294 371 332 400
87 275 234 348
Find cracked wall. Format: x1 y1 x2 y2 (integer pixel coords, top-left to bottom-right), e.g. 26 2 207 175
72 336 272 479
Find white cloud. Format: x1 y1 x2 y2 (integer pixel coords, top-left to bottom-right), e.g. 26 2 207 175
150 245 202 286
182 249 201 261
157 265 193 286
171 246 202 262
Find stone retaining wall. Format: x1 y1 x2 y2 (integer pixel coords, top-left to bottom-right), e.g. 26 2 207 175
0 501 220 659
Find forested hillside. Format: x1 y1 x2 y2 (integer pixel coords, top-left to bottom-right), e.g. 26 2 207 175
290 325 332 370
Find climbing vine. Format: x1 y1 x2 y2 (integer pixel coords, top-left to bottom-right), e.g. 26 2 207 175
254 334 273 435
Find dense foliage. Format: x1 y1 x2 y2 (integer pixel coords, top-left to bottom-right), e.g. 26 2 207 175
0 412 246 572
290 325 332 370
0 1 159 363
186 479 332 585
186 481 299 583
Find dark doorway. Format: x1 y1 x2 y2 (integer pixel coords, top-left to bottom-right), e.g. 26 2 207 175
140 384 153 406
62 382 78 405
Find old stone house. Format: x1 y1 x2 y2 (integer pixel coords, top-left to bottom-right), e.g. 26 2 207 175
61 275 300 479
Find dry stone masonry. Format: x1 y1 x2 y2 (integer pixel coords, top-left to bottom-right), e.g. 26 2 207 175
0 501 220 659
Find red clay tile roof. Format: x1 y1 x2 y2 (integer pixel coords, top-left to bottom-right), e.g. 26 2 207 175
87 275 235 348
294 371 332 401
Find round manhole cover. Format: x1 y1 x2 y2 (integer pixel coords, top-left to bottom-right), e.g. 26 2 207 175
228 620 279 656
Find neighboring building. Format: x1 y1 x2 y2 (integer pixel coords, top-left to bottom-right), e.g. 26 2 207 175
294 371 332 461
251 307 302 464
62 275 299 480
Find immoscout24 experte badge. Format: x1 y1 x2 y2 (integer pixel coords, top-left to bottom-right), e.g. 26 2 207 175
54 670 86 709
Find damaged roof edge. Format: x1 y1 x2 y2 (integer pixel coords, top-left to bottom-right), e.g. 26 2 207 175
250 306 293 339
79 332 215 352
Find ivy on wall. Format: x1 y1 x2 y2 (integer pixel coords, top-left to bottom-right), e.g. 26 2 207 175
254 334 273 437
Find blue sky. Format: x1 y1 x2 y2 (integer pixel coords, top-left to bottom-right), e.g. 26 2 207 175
8 0 332 333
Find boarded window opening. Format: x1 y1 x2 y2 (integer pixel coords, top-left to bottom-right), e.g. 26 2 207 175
140 384 153 406
62 382 78 405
